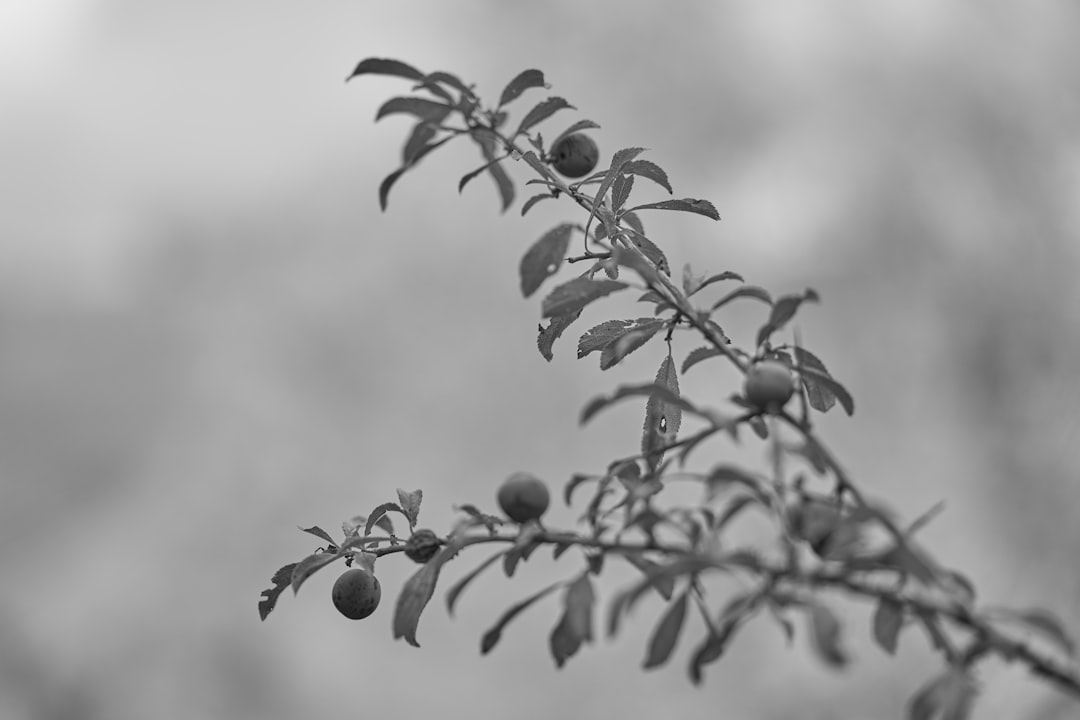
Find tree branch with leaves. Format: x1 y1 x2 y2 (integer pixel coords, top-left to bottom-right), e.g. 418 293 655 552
258 58 1079 718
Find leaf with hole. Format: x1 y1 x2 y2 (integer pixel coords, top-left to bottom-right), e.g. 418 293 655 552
520 224 575 298
642 354 682 471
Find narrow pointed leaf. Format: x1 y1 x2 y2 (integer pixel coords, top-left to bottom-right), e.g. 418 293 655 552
392 541 461 647
623 160 672 194
521 191 556 216
515 97 574 136
583 147 647 239
290 552 339 594
549 119 602 151
499 69 546 107
347 57 424 82
872 597 904 655
611 174 634 214
808 603 848 668
682 346 724 374
580 380 698 426
643 591 689 669
692 270 744 297
626 198 720 221
299 526 337 547
798 365 854 416
375 96 452 122
549 574 595 668
365 503 406 535
711 285 773 311
756 290 819 347
480 581 565 654
445 550 508 616
792 346 838 413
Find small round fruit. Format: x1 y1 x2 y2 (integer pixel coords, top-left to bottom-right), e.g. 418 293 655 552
497 472 550 524
743 360 796 410
404 529 442 564
331 568 381 620
550 133 599 178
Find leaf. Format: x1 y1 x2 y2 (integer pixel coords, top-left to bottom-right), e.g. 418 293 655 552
623 554 675 602
563 473 597 506
622 160 672 194
396 489 423 529
626 198 720 221
498 69 546 107
469 130 515 212
343 514 393 537
258 563 297 620
377 135 455 211
642 354 682 471
908 668 978 720
808 603 848 668
549 119 601 151
402 122 439 165
365 502 406 535
792 346 838 413
458 157 504 194
392 541 461 647
375 96 452 122
550 574 596 668
347 57 425 82
422 70 474 99
541 277 627 318
643 591 689 669
691 270 744 297
583 147 647 239
611 174 634 214
299 525 337 547
520 224 575 298
577 318 666 370
290 552 339 594
755 289 819 347
797 365 855 416
601 325 666 370
679 346 720 374
445 550 507 616
453 504 503 535
521 192 556 216
515 97 575 136
705 464 764 499
480 581 564 654
503 523 543 577
537 308 583 361
687 621 739 685
711 285 773 312
986 607 1076 657
873 597 904 655
580 380 698 426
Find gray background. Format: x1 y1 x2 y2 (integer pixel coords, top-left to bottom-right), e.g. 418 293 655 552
2 1 1078 718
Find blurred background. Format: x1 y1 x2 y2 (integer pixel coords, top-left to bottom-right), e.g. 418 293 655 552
2 1 1078 718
